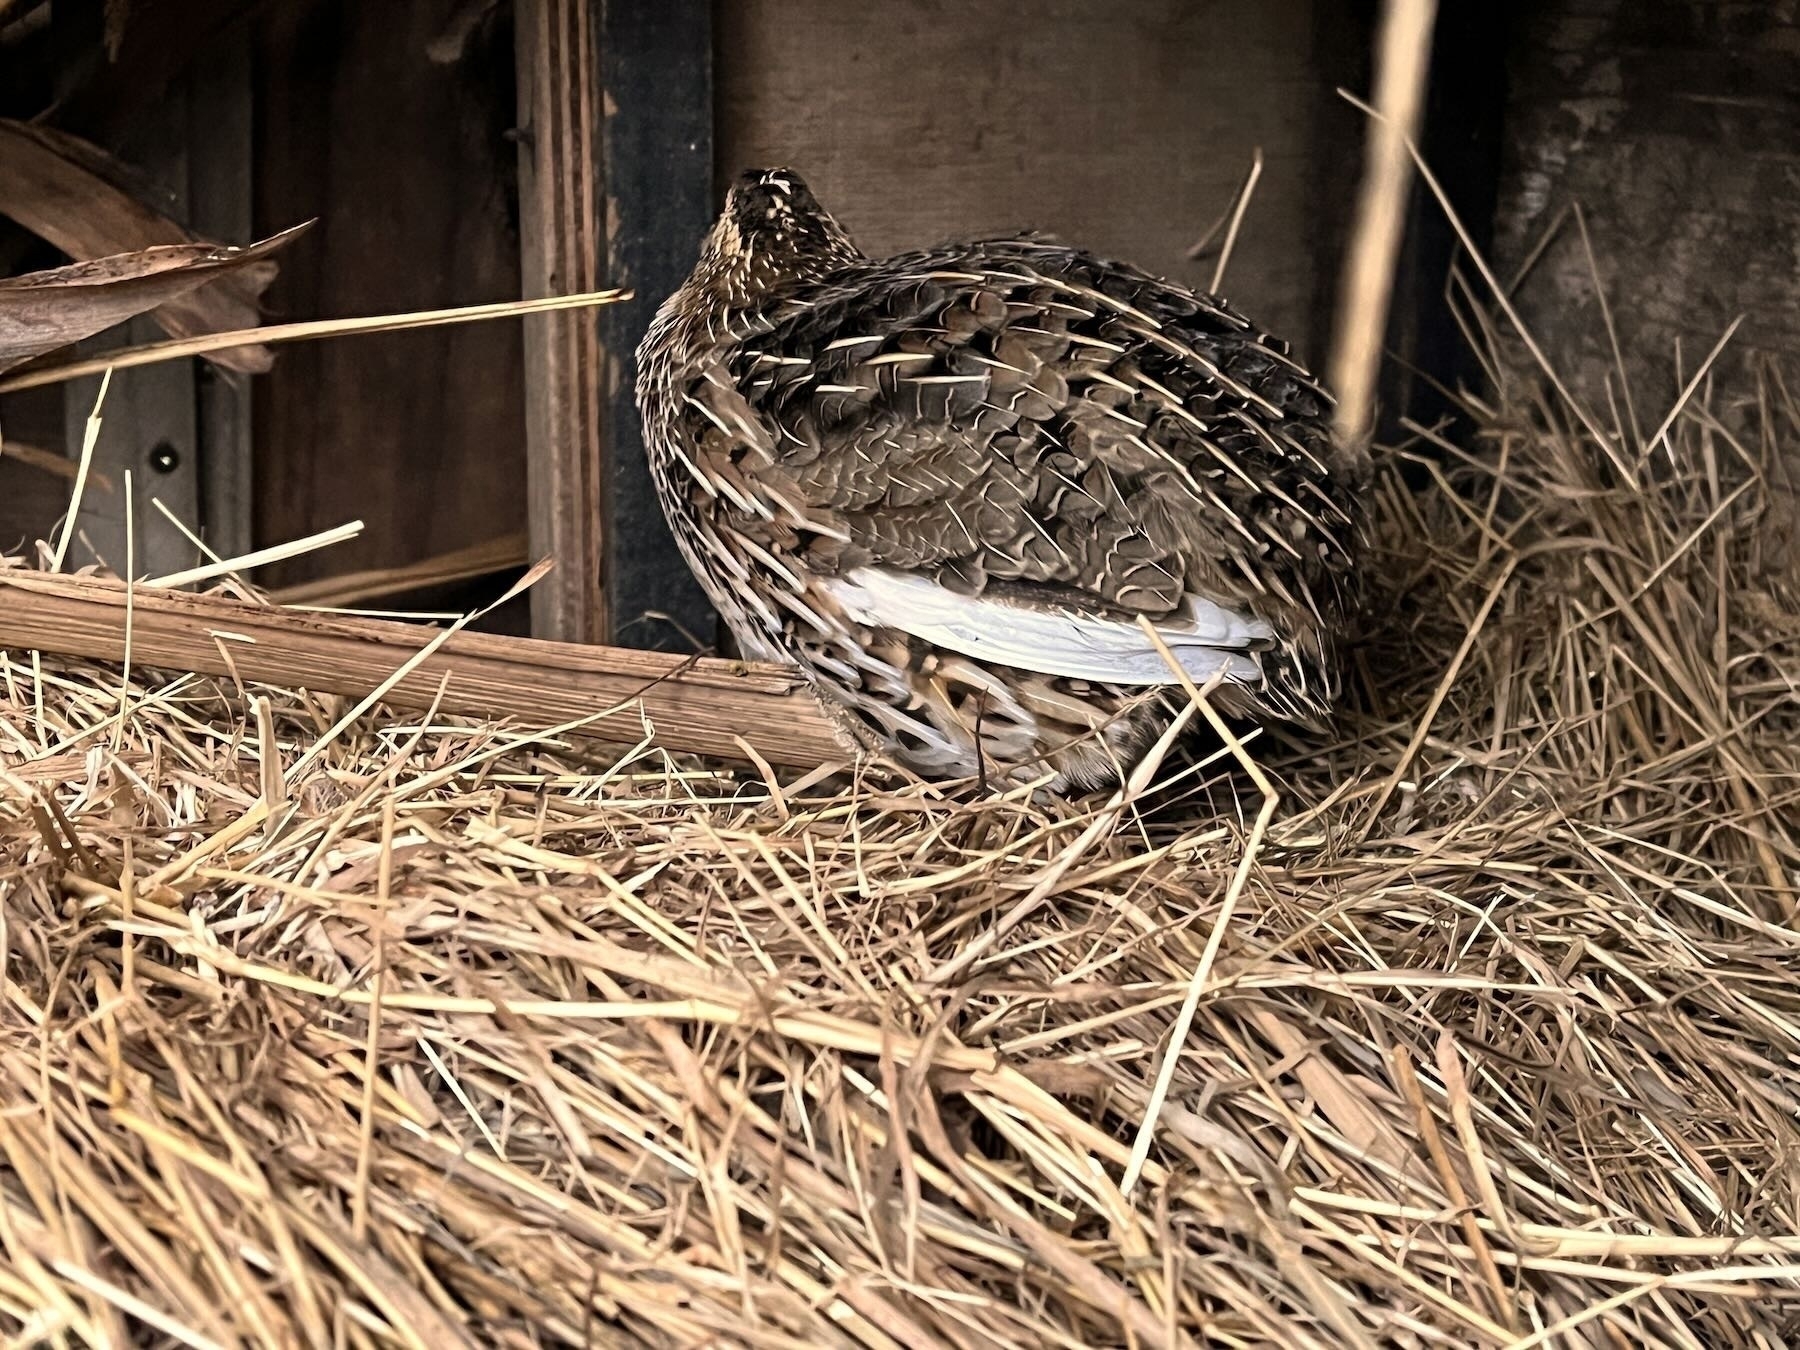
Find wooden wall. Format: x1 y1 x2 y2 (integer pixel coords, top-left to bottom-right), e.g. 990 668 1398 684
0 0 1391 624
0 0 532 633
22 0 1795 633
250 0 527 597
716 0 1374 370
1492 0 1800 404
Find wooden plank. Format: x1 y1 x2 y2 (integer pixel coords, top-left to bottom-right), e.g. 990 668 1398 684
0 570 851 769
513 0 718 653
513 0 606 644
54 0 201 578
32 2 258 568
595 0 717 653
187 19 256 562
251 0 528 596
61 309 201 577
38 0 261 148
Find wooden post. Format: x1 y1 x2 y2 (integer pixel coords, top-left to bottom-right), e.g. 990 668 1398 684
514 0 606 645
513 0 717 653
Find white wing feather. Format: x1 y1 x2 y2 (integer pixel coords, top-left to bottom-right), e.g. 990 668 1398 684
821 566 1270 687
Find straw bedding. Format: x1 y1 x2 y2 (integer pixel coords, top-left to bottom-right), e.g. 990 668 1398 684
3 325 1799 1348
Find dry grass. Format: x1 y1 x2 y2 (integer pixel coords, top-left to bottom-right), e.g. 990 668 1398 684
4 311 1800 1347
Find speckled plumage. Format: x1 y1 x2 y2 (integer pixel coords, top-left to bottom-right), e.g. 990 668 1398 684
637 168 1368 790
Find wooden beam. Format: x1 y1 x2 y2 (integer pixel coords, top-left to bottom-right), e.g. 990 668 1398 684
512 0 717 653
0 571 851 769
595 0 717 653
513 0 606 645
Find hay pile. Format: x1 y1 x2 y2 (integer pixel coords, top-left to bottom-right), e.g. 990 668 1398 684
4 328 1800 1348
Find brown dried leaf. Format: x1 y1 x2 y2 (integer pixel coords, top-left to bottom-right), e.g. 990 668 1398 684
0 226 309 375
0 119 302 372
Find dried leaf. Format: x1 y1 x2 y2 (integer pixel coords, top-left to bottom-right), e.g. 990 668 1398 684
0 119 304 372
0 226 309 375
